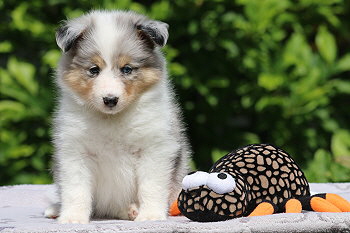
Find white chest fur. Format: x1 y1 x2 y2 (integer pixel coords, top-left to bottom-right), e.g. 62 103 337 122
53 84 181 219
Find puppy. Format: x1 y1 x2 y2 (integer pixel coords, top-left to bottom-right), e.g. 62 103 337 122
44 10 190 223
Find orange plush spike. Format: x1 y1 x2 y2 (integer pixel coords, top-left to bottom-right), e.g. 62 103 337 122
310 197 341 212
249 202 275 217
285 198 302 213
325 194 350 212
169 199 181 216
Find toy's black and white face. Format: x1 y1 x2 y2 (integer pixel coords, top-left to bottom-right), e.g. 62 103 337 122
178 171 248 222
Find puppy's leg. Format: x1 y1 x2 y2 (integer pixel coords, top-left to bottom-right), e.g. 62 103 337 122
134 145 178 221
55 146 93 224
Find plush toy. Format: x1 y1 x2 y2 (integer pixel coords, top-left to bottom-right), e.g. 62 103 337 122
172 144 350 222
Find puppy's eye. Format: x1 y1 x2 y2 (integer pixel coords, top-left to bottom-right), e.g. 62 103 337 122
88 65 100 76
120 65 133 75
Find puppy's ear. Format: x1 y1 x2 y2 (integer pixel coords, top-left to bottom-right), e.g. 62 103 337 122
56 18 89 52
137 20 169 48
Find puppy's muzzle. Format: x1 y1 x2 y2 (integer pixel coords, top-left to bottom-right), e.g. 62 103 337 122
103 96 118 107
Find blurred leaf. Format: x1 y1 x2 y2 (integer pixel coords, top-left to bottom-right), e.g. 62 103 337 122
329 163 350 182
0 41 13 53
283 32 313 75
220 40 239 58
207 77 230 88
331 80 350 94
335 54 350 73
11 3 28 31
42 50 61 67
1 0 350 185
0 100 26 122
8 57 38 95
11 3 46 36
207 95 218 106
316 26 337 64
8 145 35 159
212 149 229 163
317 5 341 27
242 132 260 144
64 9 84 19
150 0 170 20
331 130 350 168
258 73 284 91
304 149 331 182
169 62 186 76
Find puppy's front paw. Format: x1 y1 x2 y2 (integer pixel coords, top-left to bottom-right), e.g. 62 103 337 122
44 203 60 219
128 203 139 221
134 209 166 221
58 212 89 224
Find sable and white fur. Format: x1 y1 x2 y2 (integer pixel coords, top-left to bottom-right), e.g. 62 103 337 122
44 10 190 223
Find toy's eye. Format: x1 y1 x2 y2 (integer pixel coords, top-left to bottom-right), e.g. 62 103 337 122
206 172 236 194
182 171 209 190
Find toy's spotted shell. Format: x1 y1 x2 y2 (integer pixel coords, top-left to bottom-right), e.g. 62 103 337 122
178 144 310 222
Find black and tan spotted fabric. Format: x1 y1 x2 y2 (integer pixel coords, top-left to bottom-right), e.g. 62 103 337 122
178 144 310 222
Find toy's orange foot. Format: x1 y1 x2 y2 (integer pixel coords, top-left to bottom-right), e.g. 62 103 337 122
322 193 350 212
301 193 350 213
310 196 341 212
249 201 277 217
285 198 302 213
169 199 181 216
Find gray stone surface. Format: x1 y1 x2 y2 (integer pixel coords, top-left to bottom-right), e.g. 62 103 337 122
0 184 349 232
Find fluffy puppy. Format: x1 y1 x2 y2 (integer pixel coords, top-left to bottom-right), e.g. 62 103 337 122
44 10 190 223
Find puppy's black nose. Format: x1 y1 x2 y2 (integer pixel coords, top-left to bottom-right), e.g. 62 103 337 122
103 96 118 107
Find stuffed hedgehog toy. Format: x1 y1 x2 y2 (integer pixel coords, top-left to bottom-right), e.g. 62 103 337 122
172 144 350 222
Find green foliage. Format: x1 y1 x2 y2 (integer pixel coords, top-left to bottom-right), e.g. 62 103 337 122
1 0 350 185
0 56 53 184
